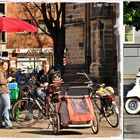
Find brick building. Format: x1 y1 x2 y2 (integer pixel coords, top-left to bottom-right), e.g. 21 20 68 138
64 3 120 88
0 3 53 72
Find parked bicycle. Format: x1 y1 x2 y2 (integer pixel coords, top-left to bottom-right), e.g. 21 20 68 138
12 70 63 132
12 71 99 135
76 72 119 128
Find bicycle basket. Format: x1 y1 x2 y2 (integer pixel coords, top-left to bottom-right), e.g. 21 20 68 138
97 86 114 96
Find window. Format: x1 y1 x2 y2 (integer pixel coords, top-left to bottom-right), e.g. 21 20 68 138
0 32 5 43
0 4 5 15
124 25 134 43
91 3 113 17
24 19 31 24
38 20 47 33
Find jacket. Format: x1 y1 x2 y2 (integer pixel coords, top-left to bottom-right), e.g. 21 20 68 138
0 68 10 94
36 69 49 87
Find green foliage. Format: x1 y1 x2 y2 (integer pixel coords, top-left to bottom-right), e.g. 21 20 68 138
124 2 140 31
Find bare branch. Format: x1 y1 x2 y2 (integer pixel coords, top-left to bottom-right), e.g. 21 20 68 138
61 3 65 28
41 3 53 30
55 3 61 21
22 3 51 36
33 2 43 13
56 3 59 13
48 3 55 22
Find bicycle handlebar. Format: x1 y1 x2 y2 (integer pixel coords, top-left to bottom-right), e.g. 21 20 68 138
76 72 94 86
76 72 86 75
76 72 89 78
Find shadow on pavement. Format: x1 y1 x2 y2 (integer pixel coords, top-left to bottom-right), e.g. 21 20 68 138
14 126 45 129
20 130 82 135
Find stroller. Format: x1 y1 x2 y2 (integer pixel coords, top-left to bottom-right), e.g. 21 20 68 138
56 86 99 134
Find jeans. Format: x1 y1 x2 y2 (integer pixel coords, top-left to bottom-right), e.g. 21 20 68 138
0 97 3 127
36 87 46 101
0 93 12 127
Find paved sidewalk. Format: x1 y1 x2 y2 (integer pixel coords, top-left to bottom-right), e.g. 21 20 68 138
0 118 121 138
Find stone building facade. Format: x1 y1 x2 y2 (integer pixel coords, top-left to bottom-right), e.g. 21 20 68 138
64 3 120 87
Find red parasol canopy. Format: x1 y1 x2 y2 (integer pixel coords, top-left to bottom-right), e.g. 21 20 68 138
0 17 38 32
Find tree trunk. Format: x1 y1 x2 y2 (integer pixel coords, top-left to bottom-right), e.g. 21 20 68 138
52 28 65 72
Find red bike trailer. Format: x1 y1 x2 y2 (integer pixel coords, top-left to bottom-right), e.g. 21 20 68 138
52 86 99 134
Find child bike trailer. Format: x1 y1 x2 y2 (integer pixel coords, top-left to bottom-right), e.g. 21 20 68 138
56 95 99 134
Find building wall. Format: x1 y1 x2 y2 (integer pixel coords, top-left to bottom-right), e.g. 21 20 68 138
65 3 85 64
135 30 140 43
6 3 53 50
65 3 85 24
65 25 85 64
65 3 119 87
90 3 118 86
124 25 140 84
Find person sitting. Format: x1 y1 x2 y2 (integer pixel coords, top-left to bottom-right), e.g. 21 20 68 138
35 60 52 100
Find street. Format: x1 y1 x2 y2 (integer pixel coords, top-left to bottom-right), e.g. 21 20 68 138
0 116 121 138
124 110 140 139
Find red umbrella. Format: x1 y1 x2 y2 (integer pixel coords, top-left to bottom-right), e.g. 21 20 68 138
0 17 38 32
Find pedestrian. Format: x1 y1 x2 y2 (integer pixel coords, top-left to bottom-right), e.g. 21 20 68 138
35 60 52 100
15 68 26 85
9 67 17 78
0 60 13 129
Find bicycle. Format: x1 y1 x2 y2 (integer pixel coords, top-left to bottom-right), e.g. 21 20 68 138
12 71 63 133
76 72 119 128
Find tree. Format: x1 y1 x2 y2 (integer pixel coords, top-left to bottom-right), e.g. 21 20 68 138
124 2 140 31
22 3 65 68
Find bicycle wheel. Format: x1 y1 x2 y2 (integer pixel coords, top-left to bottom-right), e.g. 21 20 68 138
104 104 119 128
92 95 102 114
12 98 42 127
52 113 60 135
91 112 99 134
